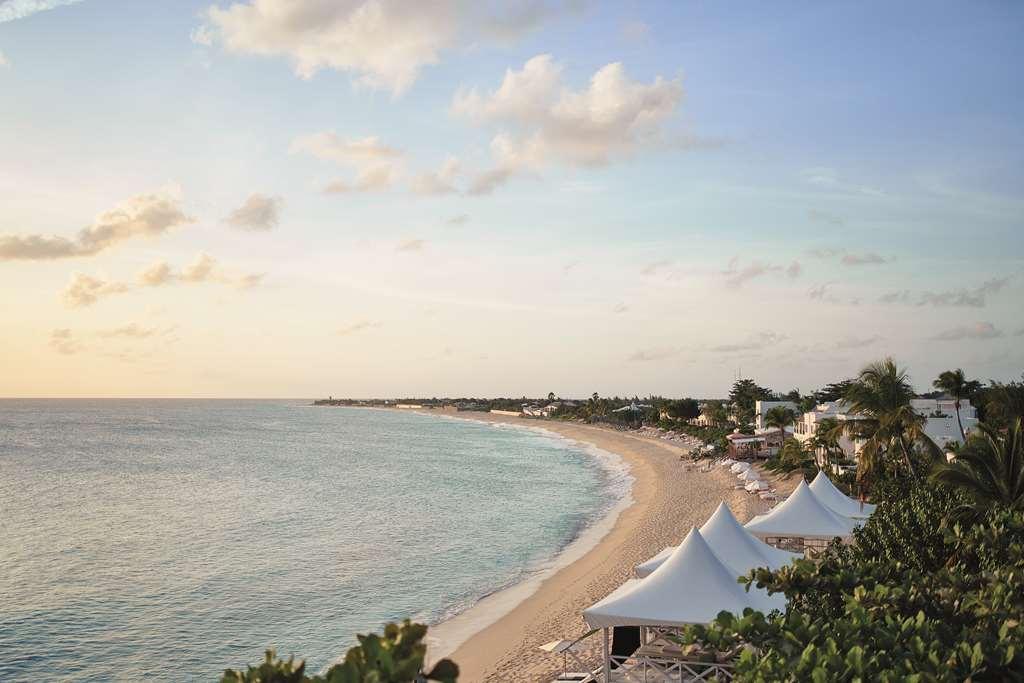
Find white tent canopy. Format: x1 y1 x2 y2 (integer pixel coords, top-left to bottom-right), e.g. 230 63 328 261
745 480 769 492
730 462 751 473
586 528 781 628
636 503 799 578
745 480 859 540
809 471 876 519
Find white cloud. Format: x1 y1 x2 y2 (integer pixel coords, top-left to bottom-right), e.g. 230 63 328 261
930 322 1003 341
225 193 282 231
48 328 82 355
721 258 801 288
628 346 679 362
323 164 397 194
62 273 130 308
840 251 887 266
396 238 426 252
878 277 1010 308
290 132 401 165
0 186 192 261
410 157 460 195
454 54 683 192
97 323 159 339
707 331 785 353
338 319 382 336
0 0 83 23
195 1 578 94
61 253 263 308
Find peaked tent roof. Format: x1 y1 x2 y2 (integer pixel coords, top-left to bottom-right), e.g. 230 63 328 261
635 503 799 578
809 471 876 519
744 480 860 540
586 528 780 628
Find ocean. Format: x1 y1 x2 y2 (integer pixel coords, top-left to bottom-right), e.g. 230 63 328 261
0 400 630 681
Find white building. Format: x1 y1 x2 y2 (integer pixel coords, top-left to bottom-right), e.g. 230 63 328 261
753 400 799 431
912 398 978 448
793 397 979 466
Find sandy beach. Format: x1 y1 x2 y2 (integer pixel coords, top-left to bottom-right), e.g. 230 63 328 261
428 412 798 683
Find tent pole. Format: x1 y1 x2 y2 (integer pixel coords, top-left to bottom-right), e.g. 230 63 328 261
602 627 610 682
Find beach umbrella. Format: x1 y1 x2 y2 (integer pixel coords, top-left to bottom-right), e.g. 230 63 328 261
738 469 760 481
730 462 751 473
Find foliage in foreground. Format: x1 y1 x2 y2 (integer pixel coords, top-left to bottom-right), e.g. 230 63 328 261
221 620 458 683
676 480 1024 681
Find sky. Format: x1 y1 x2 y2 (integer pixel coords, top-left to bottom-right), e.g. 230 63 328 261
1 0 1022 398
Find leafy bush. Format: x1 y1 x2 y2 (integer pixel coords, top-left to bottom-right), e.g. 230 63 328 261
221 621 458 683
676 481 1024 681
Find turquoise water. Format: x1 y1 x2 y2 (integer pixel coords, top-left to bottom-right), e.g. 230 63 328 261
0 401 628 681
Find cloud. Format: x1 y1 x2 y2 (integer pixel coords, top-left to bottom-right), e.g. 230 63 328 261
840 251 887 266
292 134 403 194
97 323 159 339
138 261 174 287
225 193 282 231
628 346 679 362
807 209 844 227
708 331 785 353
454 54 683 191
0 186 192 261
0 50 9 68
290 132 401 165
410 157 460 195
809 282 830 300
878 277 1010 308
49 328 82 355
446 213 470 226
809 247 889 266
61 253 263 308
799 167 884 197
62 273 131 308
721 258 800 288
338 320 381 336
396 238 426 252
930 322 1003 341
0 0 83 23
323 165 397 194
195 1 577 94
834 335 883 350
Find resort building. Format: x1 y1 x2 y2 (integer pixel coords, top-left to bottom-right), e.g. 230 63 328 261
753 400 799 431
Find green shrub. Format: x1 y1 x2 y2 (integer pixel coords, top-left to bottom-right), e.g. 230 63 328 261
221 621 458 683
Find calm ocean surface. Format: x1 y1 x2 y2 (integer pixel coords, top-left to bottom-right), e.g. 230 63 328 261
0 400 629 681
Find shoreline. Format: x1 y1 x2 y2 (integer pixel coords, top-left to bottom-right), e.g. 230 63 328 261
413 411 785 683
423 415 635 662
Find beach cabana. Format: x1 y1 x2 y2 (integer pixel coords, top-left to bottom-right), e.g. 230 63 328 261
744 480 859 551
635 502 799 579
808 471 876 519
586 528 777 681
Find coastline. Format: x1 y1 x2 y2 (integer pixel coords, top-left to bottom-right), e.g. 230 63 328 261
416 411 786 683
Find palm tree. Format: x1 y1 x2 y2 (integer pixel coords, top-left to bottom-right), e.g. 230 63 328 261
933 369 981 442
809 416 842 470
840 358 940 484
764 405 796 444
931 418 1024 514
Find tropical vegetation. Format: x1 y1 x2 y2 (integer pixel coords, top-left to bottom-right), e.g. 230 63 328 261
221 620 458 683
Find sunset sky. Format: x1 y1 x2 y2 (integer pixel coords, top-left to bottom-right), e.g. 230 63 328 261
2 0 1022 398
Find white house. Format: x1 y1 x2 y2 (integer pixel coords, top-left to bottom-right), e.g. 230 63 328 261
753 400 800 431
793 397 979 467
